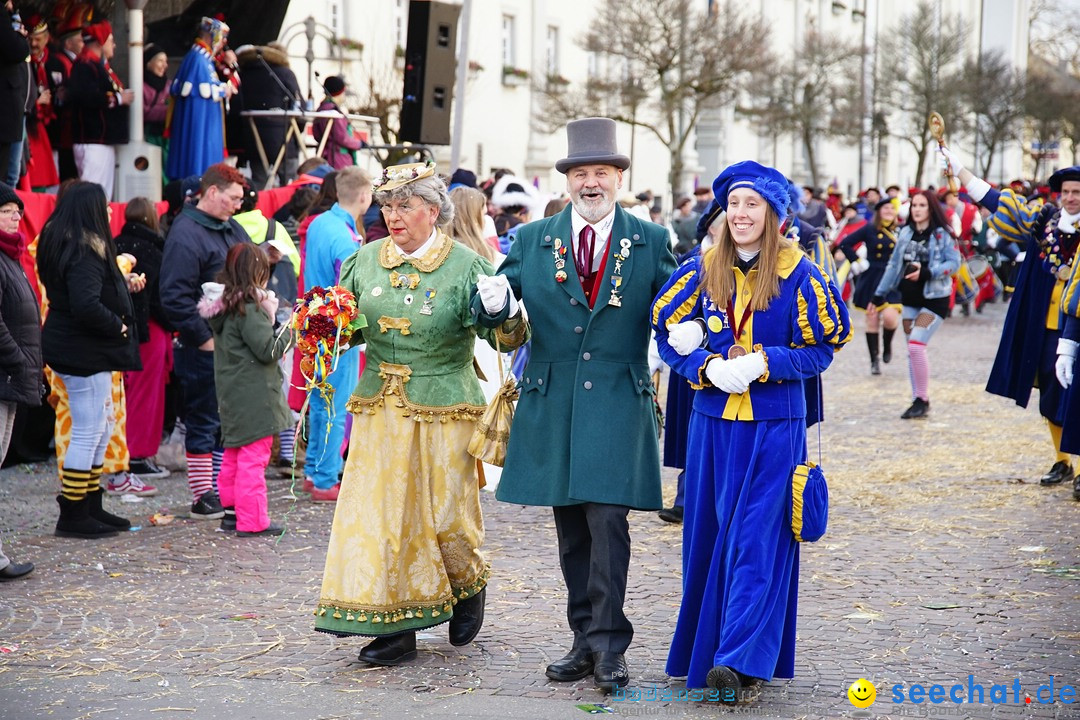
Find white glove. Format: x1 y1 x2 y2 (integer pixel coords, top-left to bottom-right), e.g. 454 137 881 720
728 352 766 388
940 146 965 176
851 258 870 276
476 274 519 316
705 356 752 394
666 320 704 356
1057 338 1078 389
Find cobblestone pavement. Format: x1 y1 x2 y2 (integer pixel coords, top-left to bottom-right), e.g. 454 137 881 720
0 299 1077 720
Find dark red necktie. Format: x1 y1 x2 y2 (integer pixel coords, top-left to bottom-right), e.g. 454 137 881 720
577 225 595 280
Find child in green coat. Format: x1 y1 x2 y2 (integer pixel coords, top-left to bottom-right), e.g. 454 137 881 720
199 244 293 536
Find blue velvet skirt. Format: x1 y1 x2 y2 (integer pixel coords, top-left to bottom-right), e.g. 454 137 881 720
666 412 801 687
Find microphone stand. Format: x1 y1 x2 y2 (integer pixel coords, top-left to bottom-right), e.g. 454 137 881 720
255 48 303 111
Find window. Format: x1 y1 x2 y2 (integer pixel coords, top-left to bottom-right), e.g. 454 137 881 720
546 25 559 75
587 50 599 79
502 15 516 68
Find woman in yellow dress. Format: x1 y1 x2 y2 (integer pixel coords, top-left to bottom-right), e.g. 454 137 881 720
314 162 527 665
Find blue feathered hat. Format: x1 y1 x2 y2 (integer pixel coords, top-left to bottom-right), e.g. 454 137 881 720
786 180 804 215
712 161 790 226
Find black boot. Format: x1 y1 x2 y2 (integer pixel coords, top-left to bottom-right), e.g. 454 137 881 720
900 398 930 419
449 587 486 646
866 333 880 375
358 631 417 666
86 488 131 530
882 327 895 363
55 496 119 539
220 508 237 533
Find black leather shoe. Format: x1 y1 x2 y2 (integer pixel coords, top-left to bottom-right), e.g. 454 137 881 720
1039 461 1074 486
658 505 683 523
449 587 485 646
0 561 34 581
1073 474 1080 502
900 398 929 419
593 651 629 692
870 358 881 375
358 631 417 666
545 648 594 681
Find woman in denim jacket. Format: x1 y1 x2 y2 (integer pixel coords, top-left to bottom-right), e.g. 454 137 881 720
872 190 962 418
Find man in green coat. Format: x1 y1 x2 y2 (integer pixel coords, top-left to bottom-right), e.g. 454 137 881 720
473 117 677 692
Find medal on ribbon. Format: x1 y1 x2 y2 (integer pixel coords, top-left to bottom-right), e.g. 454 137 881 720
419 288 436 315
553 239 568 282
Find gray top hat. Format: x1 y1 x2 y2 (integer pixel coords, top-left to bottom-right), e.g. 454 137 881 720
555 117 631 174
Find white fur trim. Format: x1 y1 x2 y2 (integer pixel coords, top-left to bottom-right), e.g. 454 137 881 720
180 80 193 97
199 82 212 99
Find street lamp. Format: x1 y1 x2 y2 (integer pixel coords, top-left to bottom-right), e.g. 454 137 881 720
280 15 340 106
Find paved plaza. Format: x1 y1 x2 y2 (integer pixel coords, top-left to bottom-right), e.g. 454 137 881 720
0 299 1077 720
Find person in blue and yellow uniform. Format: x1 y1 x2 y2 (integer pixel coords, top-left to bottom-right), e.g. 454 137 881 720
838 199 902 375
942 148 1080 489
652 161 850 704
1058 198 1080 498
167 17 231 181
472 117 677 693
314 162 509 665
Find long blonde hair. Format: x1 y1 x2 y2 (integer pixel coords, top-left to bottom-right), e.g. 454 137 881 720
445 186 495 262
700 207 790 312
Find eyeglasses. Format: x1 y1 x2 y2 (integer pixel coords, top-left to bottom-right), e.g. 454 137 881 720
0 208 22 218
380 202 426 218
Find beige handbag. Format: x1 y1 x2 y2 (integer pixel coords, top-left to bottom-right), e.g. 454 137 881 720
467 339 519 467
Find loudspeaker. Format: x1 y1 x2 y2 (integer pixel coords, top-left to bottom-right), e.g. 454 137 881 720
399 0 461 146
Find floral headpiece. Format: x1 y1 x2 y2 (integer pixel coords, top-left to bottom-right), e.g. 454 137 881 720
375 161 437 193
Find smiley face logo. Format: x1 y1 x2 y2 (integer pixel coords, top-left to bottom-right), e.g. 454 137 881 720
847 678 876 708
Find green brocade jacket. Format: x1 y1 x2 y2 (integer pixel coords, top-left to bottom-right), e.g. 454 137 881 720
339 233 523 418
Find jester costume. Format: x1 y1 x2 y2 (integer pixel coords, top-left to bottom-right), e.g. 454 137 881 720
166 18 229 181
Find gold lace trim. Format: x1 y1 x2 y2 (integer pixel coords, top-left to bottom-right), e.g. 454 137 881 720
378 232 454 272
346 361 486 421
494 313 529 349
316 567 490 622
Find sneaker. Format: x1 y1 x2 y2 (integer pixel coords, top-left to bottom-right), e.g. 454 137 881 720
219 508 236 533
191 491 225 519
237 521 285 537
900 398 929 419
129 457 171 479
105 472 159 497
309 484 340 502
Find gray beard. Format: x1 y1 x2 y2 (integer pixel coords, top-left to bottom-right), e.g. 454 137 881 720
571 197 616 224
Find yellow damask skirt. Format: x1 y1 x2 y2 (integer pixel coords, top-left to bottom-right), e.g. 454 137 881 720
314 404 489 637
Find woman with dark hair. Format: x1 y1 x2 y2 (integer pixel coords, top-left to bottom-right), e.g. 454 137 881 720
872 190 962 418
115 197 172 479
838 199 902 374
38 181 142 538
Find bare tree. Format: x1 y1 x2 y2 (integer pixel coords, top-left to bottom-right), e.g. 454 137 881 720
1024 68 1069 181
880 0 969 187
961 50 1026 181
751 26 865 189
537 0 771 199
352 62 413 167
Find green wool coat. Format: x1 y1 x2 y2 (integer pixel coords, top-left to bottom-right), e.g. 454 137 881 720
474 204 677 509
207 301 293 448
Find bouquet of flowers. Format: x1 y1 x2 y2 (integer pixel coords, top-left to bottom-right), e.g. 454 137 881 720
291 285 366 405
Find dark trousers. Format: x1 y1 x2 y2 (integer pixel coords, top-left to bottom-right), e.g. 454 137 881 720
173 343 221 454
552 503 633 654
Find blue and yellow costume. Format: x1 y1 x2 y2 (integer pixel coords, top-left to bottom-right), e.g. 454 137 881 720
651 240 850 687
980 182 1078 468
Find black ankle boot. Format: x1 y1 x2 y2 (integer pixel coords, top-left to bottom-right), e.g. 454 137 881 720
220 508 237 533
55 496 119 539
449 587 486 646
86 488 131 530
358 631 417 666
882 327 895 363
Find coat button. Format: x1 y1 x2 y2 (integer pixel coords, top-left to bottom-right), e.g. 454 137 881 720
570 298 578 306
583 352 591 361
537 378 543 385
583 381 593 390
638 379 644 386
574 326 583 334
525 377 531 384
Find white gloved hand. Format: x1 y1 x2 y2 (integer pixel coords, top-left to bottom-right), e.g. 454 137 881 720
940 146 965 176
706 356 751 394
666 320 704 356
728 352 766 388
851 258 870 276
476 274 519 316
1056 338 1078 389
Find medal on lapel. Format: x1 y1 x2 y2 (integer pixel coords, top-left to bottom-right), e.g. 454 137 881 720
553 238 568 282
608 239 631 307
419 288 436 315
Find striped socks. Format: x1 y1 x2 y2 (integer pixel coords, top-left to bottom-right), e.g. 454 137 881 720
186 452 213 502
278 429 295 463
61 468 91 501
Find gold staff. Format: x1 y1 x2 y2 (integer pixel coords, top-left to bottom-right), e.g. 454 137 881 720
929 112 959 193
